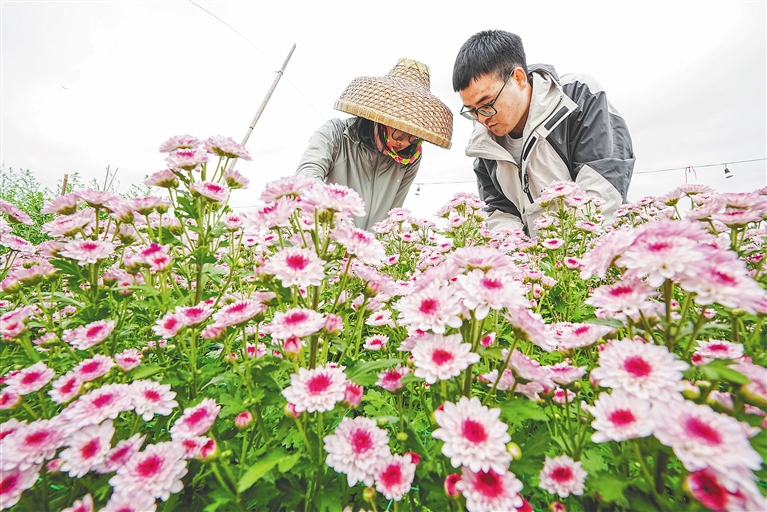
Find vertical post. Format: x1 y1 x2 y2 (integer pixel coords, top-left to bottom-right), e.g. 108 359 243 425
228 43 297 171
60 174 69 196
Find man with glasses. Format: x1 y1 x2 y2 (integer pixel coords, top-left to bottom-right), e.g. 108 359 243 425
453 30 635 233
297 59 453 230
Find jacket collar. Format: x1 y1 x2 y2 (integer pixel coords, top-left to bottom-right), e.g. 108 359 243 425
465 64 577 161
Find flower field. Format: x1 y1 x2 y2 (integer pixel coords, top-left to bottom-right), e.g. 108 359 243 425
0 135 765 512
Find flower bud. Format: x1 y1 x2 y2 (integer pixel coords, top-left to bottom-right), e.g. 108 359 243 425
362 487 377 503
376 417 389 426
285 403 301 418
198 438 218 461
282 335 302 358
46 458 63 473
506 442 522 460
324 314 343 335
344 382 363 408
444 473 462 498
681 380 700 400
405 451 420 466
396 432 408 442
549 502 567 512
235 411 254 429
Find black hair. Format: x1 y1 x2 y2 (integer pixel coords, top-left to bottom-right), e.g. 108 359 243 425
352 117 418 159
452 30 528 92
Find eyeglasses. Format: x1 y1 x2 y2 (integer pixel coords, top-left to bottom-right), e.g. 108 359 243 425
459 68 518 121
390 128 421 145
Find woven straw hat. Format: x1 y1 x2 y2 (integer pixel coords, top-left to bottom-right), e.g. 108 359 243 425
334 58 453 149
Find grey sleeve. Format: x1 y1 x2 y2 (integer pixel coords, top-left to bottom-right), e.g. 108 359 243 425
391 159 421 209
474 157 523 222
295 120 343 183
566 82 635 202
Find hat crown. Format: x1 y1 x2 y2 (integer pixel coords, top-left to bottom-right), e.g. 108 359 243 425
388 58 431 89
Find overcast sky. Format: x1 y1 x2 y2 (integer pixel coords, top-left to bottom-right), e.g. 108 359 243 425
1 1 765 221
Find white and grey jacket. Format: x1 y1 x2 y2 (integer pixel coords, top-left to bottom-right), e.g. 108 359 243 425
296 118 421 231
467 64 635 233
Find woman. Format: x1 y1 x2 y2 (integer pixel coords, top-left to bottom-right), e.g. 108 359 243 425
296 58 453 230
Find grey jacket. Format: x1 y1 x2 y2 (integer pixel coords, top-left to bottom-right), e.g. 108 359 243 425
296 118 421 230
467 64 635 233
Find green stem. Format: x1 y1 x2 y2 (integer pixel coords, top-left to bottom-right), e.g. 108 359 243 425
631 440 667 511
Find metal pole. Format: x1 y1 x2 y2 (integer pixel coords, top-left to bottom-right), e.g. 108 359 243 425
228 43 296 170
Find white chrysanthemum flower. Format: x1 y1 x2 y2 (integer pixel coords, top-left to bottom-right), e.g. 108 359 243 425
539 455 587 498
589 390 655 442
453 269 528 320
433 396 512 473
411 333 480 384
262 246 326 288
60 420 115 478
394 280 463 334
374 453 417 501
324 416 391 487
282 365 347 413
130 380 178 421
590 339 688 402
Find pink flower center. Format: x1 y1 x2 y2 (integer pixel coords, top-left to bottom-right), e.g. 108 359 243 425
21 372 42 385
573 326 590 336
93 393 115 409
686 418 721 445
623 356 652 377
286 312 308 325
609 409 636 426
25 430 50 447
481 277 503 290
60 378 77 394
109 444 132 465
551 466 573 482
0 473 19 494
609 285 634 297
708 344 728 353
144 390 161 402
81 439 100 459
81 242 99 252
383 372 401 384
81 361 100 374
647 241 671 253
379 464 403 487
285 254 309 270
431 349 454 366
351 430 373 454
185 408 209 427
419 299 438 315
137 455 163 478
690 472 727 509
474 470 503 499
307 374 332 394
228 302 248 313
86 325 105 339
462 420 488 444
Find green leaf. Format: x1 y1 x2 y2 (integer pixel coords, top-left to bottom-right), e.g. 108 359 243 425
697 359 750 384
586 317 626 329
581 449 608 474
499 397 548 426
346 358 402 385
277 452 301 473
237 449 288 493
750 428 767 461
589 474 628 503
477 347 505 360
130 364 163 380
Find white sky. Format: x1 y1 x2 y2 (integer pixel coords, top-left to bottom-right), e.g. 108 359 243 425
1 1 766 221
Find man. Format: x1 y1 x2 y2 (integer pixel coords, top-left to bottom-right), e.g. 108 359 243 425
453 30 634 232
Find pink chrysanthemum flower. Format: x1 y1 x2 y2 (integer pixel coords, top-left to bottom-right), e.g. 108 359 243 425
732 361 767 405
115 348 143 372
189 181 230 205
585 280 658 316
41 209 95 237
173 304 213 326
130 380 178 421
0 418 26 442
589 390 655 442
411 333 480 384
456 467 524 512
282 365 347 413
330 224 386 265
395 280 463 334
204 135 251 160
144 169 179 189
5 361 55 395
0 306 35 341
0 464 40 510
454 269 528 320
504 307 557 352
259 176 315 203
547 362 586 385
653 401 762 475
323 416 391 487
160 134 200 152
375 453 417 501
363 334 389 351
169 399 220 440
579 227 638 279
269 307 326 340
175 435 215 460
246 197 299 230
302 182 366 219
262 246 326 288
59 239 115 265
212 299 265 328
41 193 81 215
94 433 146 474
376 365 411 392
552 322 614 350
680 256 767 314
72 355 114 383
0 199 34 225
108 442 188 502
366 309 393 327
49 372 83 404
1 418 66 470
101 491 157 512
539 455 587 498
151 312 185 339
508 350 555 390
449 246 517 273
61 493 95 512
433 396 512 473
590 339 688 402
62 319 116 350
478 369 516 392
59 420 115 478
0 388 21 410
60 384 133 433
166 147 208 171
